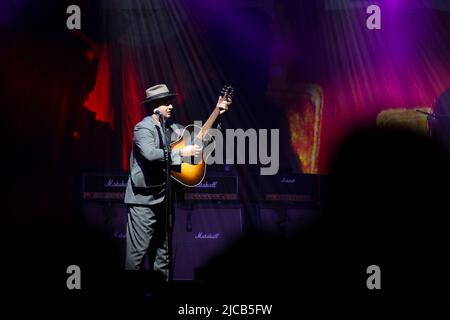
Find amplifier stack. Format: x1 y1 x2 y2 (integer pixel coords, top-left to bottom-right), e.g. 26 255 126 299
80 171 327 277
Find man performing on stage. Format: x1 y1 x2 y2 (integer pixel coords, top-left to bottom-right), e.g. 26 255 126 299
124 84 229 282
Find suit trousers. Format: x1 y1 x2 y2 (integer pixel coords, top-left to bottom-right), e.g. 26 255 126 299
125 201 169 281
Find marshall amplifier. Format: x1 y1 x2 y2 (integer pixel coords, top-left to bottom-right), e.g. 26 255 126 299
80 202 127 269
82 172 239 201
81 173 128 269
172 204 243 280
258 173 319 203
82 173 128 200
257 204 319 238
183 172 238 201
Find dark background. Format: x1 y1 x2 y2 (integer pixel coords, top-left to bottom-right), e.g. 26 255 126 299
1 0 450 299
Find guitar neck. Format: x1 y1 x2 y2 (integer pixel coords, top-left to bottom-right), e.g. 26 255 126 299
196 107 220 140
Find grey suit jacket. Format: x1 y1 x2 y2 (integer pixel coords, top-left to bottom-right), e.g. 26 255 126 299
124 116 183 205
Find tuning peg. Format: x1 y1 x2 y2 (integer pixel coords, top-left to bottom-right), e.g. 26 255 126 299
220 85 234 100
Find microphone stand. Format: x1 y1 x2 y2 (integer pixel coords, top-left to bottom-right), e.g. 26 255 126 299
158 112 174 283
415 109 450 136
416 110 436 136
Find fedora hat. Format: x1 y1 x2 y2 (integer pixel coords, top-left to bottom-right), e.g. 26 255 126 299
141 84 177 105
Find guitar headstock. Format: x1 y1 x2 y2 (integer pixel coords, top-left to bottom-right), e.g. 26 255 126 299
220 85 234 103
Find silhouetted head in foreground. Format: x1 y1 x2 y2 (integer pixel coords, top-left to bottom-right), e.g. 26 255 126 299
186 126 450 299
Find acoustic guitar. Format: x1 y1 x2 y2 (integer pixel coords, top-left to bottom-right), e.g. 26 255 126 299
170 85 234 186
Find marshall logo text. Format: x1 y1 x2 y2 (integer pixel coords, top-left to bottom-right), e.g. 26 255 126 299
195 232 220 240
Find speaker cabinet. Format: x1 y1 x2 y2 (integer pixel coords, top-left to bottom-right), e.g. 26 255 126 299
80 202 127 269
173 204 243 280
81 202 243 277
257 204 318 238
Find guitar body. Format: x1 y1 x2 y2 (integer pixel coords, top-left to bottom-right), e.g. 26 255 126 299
170 124 211 187
170 85 233 187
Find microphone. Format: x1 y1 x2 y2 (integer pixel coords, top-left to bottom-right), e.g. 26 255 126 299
153 108 163 116
415 109 436 119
